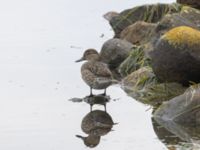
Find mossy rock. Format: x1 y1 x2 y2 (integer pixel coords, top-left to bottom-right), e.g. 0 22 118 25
120 21 157 45
118 45 151 77
109 3 182 37
150 26 200 85
122 67 186 106
153 7 200 46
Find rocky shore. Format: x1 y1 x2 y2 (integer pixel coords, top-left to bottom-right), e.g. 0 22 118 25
90 0 200 127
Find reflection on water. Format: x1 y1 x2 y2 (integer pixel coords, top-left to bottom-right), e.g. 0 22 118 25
83 95 110 111
71 94 200 149
152 117 200 149
71 94 116 148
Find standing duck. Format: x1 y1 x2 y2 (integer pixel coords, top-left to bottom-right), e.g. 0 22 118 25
76 49 116 95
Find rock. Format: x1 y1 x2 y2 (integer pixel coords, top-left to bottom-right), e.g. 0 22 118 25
103 11 119 21
120 21 156 45
155 13 198 38
122 66 155 91
100 38 133 69
180 6 200 28
153 7 200 45
151 118 185 148
118 45 151 77
177 0 200 9
108 3 182 37
152 117 200 149
150 26 200 85
154 84 200 126
111 6 200 47
121 67 186 106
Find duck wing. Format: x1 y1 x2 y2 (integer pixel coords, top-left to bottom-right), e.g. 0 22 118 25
90 62 112 77
83 62 112 78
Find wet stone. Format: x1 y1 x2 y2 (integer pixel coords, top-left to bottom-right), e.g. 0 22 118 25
100 38 133 69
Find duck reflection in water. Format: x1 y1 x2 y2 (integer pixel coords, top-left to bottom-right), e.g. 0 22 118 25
73 94 117 148
76 109 116 148
69 93 110 112
84 94 110 112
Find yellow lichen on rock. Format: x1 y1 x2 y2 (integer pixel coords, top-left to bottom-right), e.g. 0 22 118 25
162 26 200 47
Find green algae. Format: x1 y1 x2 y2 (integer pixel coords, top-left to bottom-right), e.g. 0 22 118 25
119 45 151 77
122 67 186 106
111 3 182 36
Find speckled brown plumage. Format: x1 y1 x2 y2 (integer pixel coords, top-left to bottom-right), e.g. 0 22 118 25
81 61 112 90
76 49 116 95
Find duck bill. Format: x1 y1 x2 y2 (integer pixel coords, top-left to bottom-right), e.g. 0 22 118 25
75 57 84 62
76 135 85 140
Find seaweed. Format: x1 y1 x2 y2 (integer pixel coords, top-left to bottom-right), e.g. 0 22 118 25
122 67 186 106
111 3 182 36
119 45 151 77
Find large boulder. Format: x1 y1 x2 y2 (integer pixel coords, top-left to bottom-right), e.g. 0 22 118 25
153 84 200 148
154 84 200 127
150 26 200 85
108 3 182 37
152 7 200 46
122 67 186 106
152 118 187 149
177 0 200 9
120 21 156 45
100 38 133 69
152 117 200 149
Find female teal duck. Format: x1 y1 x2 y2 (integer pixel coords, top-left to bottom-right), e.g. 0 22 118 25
76 49 115 95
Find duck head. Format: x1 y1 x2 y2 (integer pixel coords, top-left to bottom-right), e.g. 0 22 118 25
76 134 100 148
76 49 100 62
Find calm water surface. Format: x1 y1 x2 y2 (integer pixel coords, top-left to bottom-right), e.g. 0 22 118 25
0 0 181 149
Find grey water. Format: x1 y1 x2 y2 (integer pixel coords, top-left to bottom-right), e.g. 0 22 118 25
0 0 193 149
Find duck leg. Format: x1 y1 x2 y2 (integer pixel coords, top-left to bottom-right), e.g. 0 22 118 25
90 104 93 112
89 87 93 97
103 89 107 96
104 104 107 112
